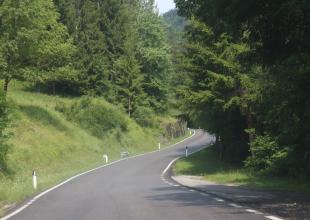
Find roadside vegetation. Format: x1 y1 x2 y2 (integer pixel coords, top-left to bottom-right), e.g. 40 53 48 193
0 0 192 213
0 81 188 214
173 1 310 181
174 145 310 193
0 0 309 215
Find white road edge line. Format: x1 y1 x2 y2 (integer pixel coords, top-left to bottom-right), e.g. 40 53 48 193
228 203 243 208
1 131 198 220
160 138 283 219
161 131 206 178
265 216 284 220
245 209 263 215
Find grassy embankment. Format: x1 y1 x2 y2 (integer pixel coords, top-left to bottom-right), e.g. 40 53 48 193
174 145 310 193
0 81 189 215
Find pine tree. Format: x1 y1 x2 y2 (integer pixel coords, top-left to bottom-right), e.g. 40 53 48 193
136 0 172 112
182 19 250 161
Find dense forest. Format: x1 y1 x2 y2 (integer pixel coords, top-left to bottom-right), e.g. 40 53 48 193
1 0 310 179
0 0 177 172
175 0 310 176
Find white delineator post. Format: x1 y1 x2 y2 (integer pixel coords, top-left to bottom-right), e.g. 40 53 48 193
158 143 161 150
32 170 37 190
103 154 108 163
186 146 189 157
188 128 192 135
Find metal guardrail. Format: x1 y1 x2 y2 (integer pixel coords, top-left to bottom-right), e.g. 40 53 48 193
121 151 129 158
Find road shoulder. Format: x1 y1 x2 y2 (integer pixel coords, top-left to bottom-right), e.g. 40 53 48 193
172 175 310 220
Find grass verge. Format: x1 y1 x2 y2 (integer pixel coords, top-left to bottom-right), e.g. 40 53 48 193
173 145 310 193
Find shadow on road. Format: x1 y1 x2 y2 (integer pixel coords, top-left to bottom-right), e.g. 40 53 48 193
172 176 310 220
145 186 263 218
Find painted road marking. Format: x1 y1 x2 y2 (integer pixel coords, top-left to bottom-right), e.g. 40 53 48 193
158 132 286 220
1 132 198 220
214 198 225 202
245 209 263 215
265 216 284 220
229 203 243 208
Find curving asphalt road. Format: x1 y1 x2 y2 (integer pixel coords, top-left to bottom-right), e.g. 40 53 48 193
4 130 269 220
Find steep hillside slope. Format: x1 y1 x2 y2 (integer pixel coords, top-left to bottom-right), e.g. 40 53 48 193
0 81 187 214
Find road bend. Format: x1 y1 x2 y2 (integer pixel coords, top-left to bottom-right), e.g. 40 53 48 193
6 130 267 220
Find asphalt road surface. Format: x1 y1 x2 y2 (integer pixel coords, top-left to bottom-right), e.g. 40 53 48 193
5 130 270 220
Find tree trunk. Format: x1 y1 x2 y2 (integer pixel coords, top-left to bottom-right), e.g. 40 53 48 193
245 110 256 158
3 77 10 96
216 135 224 160
246 112 255 143
216 134 220 145
219 136 225 161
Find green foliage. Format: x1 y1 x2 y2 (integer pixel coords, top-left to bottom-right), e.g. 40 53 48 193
180 18 250 161
245 135 290 175
0 92 10 172
2 83 183 207
53 0 173 115
56 97 128 138
0 0 76 93
174 145 310 193
176 0 310 176
54 0 130 97
132 107 155 127
163 9 187 33
136 1 172 113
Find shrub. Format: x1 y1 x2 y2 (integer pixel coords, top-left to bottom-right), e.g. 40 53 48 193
245 134 290 175
54 100 67 113
58 97 128 138
132 107 155 127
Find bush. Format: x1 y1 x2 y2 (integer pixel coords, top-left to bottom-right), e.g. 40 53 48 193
132 107 155 127
54 100 68 113
57 97 128 138
245 134 290 175
0 92 10 172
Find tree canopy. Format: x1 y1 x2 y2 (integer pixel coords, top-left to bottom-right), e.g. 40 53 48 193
176 0 310 175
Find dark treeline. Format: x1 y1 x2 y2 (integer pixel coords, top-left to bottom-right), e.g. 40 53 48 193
174 0 310 176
